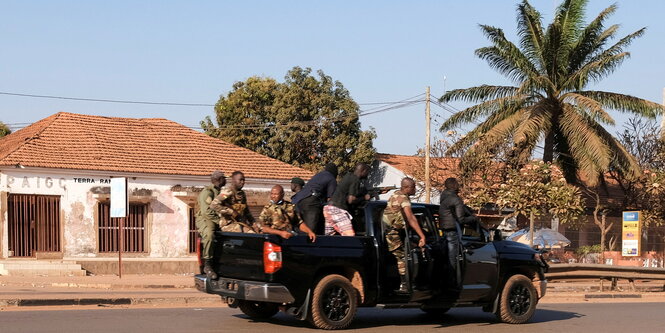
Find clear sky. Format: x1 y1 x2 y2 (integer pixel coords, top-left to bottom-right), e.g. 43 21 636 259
1 0 663 155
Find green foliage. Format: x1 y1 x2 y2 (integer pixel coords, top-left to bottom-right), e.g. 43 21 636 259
201 67 376 172
495 161 585 228
576 244 602 256
0 121 10 137
440 0 664 185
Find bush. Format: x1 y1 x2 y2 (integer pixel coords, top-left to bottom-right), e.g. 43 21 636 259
575 244 602 256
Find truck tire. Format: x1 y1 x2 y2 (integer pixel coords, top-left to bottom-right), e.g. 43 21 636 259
237 300 279 319
308 274 358 330
496 274 537 324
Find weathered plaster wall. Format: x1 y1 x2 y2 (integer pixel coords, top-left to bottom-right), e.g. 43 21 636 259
0 168 283 259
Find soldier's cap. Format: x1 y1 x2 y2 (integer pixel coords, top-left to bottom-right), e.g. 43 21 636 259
290 177 305 186
211 170 225 180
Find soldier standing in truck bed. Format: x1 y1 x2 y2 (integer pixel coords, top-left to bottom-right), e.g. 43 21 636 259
210 171 256 233
196 170 226 280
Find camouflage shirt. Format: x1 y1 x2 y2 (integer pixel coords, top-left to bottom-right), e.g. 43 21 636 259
382 190 411 230
257 201 299 232
210 186 255 227
196 185 220 225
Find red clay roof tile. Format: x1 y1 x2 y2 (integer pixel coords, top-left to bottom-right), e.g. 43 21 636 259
0 112 313 179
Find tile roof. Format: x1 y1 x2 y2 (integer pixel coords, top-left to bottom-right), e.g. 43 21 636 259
0 112 313 180
376 153 459 182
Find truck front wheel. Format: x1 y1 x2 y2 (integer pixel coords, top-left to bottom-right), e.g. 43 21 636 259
309 274 358 330
496 274 537 324
237 300 279 319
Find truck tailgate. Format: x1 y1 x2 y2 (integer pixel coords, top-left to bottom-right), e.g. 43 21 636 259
214 232 268 281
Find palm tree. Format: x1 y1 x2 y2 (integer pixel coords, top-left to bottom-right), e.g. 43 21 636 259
440 0 664 185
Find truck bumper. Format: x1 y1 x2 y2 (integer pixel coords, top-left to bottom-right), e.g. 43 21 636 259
534 279 547 299
194 274 295 304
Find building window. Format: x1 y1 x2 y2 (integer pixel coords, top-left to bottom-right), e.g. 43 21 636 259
189 207 197 253
98 202 148 253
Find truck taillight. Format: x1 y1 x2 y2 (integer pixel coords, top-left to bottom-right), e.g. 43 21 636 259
263 242 282 274
196 236 203 267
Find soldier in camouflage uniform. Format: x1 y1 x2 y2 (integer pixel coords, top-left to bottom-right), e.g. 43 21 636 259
210 171 256 233
257 185 316 241
382 177 427 293
196 170 226 280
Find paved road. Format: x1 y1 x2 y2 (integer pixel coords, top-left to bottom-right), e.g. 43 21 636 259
1 302 661 332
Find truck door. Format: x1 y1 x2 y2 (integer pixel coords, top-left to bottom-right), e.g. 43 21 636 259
405 207 439 300
457 224 498 302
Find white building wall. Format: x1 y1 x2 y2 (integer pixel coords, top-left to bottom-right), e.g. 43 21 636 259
0 167 281 259
369 161 440 203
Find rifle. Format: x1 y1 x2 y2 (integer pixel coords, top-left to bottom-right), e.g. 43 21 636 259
367 185 398 200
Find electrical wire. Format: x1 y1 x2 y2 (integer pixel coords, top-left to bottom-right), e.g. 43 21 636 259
0 91 215 107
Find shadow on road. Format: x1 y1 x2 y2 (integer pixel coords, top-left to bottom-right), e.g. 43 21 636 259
233 307 584 330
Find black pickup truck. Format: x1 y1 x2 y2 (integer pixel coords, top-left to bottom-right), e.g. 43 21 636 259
194 201 548 330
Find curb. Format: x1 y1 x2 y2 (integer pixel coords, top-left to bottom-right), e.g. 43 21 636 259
0 282 195 290
0 296 222 308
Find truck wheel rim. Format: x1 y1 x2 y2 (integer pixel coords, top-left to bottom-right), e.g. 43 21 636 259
322 285 350 322
508 284 530 316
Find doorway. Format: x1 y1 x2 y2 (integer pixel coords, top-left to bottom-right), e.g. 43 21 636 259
7 194 62 258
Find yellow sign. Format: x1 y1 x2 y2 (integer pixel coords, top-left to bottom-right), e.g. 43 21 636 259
622 211 641 257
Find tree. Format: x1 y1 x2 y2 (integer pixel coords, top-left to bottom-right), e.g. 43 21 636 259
201 67 376 172
0 121 10 137
495 161 585 246
439 0 664 185
611 117 665 251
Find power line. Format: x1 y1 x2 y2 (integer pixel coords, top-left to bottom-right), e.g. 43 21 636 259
0 90 427 109
0 91 216 107
357 93 425 106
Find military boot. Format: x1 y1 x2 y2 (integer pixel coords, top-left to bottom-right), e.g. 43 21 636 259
204 260 218 280
396 275 409 294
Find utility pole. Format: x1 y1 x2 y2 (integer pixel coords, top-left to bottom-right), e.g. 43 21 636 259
661 88 665 138
425 86 431 203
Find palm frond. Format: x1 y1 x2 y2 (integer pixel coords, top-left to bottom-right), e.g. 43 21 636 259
568 4 617 72
440 85 518 103
588 119 642 179
560 104 612 173
516 1 545 70
512 102 551 145
579 91 665 118
439 94 528 131
562 52 630 90
562 92 615 125
476 25 540 82
588 28 646 63
446 104 527 154
555 0 587 43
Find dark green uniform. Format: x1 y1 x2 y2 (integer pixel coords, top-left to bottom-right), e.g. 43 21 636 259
195 185 220 260
210 186 256 233
382 190 411 275
257 201 299 232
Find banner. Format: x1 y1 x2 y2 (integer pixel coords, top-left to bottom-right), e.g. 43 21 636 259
622 211 641 257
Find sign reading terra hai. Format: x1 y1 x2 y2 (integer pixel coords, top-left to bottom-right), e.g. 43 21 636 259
622 211 641 257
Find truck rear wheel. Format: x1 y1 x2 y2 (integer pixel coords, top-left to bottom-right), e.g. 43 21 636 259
237 300 279 319
496 274 537 324
309 274 358 330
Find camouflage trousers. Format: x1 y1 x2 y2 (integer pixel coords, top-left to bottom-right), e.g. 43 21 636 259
386 230 406 276
220 222 257 233
391 246 406 276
